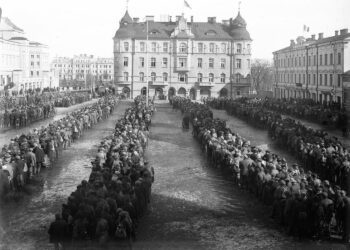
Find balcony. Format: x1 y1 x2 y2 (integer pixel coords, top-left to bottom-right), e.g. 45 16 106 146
148 81 169 87
196 81 213 87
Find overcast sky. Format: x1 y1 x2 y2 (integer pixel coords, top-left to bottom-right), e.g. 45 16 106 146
1 0 349 61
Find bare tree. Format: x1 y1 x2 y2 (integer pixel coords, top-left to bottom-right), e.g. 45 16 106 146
251 59 274 92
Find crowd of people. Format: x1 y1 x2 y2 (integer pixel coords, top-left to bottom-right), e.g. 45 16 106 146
206 97 349 134
0 95 118 198
48 95 154 248
0 103 56 129
206 97 350 192
0 92 94 129
54 92 92 107
172 96 350 241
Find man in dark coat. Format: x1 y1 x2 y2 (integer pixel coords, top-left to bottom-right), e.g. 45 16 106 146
33 143 45 175
48 214 69 250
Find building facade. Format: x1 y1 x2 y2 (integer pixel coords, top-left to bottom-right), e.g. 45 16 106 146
51 54 114 86
273 29 350 105
0 13 57 94
113 10 252 99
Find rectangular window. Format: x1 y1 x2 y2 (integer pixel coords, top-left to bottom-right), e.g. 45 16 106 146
163 73 168 82
140 57 145 67
162 58 168 68
31 71 33 76
163 42 168 53
247 59 251 68
319 74 323 85
338 52 342 65
330 74 333 86
37 62 40 66
313 74 316 85
314 55 316 66
237 43 242 53
325 54 328 65
140 42 145 52
330 53 333 65
319 55 323 65
220 59 226 69
123 57 128 67
209 58 214 68
338 74 341 87
124 42 129 52
236 59 242 69
198 58 202 68
198 43 203 53
31 62 34 66
152 42 157 52
179 58 187 68
324 74 328 86
179 73 186 82
308 56 311 65
37 71 39 76
123 72 129 81
209 43 215 53
151 58 156 68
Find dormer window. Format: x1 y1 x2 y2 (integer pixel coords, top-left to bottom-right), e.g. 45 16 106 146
205 30 217 36
150 29 159 35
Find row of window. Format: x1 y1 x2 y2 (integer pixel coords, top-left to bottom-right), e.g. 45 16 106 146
123 57 249 69
30 71 40 77
122 72 231 83
276 52 342 68
30 55 40 59
122 41 250 54
277 73 342 87
54 64 112 68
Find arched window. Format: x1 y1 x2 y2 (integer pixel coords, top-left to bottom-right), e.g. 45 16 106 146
151 72 156 82
163 72 168 82
209 73 214 83
220 73 226 83
139 72 144 82
197 73 203 83
180 43 187 53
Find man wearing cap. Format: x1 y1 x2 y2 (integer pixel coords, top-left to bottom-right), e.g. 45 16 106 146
33 143 45 175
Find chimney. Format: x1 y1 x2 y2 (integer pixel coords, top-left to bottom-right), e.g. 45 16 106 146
191 16 193 23
290 39 295 46
340 28 349 35
133 17 139 23
318 33 324 40
335 30 339 36
207 17 216 23
311 34 316 40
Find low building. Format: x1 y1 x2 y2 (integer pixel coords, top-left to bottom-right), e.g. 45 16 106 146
51 54 114 88
273 29 350 105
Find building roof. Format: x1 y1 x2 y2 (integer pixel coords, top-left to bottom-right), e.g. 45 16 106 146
114 12 251 41
274 32 350 54
1 17 24 32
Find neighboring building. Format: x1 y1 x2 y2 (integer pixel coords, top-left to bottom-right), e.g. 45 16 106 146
51 54 114 86
273 29 350 105
344 71 350 117
0 11 57 94
113 10 252 99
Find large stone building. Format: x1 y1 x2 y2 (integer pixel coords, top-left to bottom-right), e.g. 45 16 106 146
273 29 350 105
51 54 114 86
113 10 252 99
0 10 58 94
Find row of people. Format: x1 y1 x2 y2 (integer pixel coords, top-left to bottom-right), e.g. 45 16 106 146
172 96 350 242
0 95 118 197
48 96 154 248
54 92 92 107
206 97 350 193
207 97 349 134
0 103 56 129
